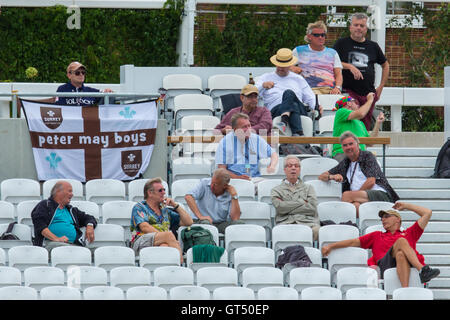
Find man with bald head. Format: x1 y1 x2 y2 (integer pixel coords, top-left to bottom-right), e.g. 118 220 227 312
31 180 97 251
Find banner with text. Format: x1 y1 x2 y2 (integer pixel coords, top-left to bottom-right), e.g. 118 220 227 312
21 99 158 182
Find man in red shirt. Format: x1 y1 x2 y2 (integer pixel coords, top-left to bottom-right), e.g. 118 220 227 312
322 202 440 287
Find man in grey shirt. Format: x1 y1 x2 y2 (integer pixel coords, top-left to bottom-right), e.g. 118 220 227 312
185 168 244 234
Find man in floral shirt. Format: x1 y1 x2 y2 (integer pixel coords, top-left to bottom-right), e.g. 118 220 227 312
130 177 193 263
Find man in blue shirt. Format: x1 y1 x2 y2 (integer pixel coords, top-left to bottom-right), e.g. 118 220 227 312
55 61 113 106
215 113 278 181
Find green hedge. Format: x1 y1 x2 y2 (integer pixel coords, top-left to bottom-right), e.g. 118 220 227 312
0 1 184 83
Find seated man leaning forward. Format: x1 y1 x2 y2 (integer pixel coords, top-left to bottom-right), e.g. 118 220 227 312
130 177 193 263
185 168 244 234
318 131 399 216
31 180 97 251
215 112 278 181
322 202 440 286
214 84 272 136
271 155 319 240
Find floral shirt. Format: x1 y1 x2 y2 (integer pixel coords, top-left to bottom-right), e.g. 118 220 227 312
130 201 176 241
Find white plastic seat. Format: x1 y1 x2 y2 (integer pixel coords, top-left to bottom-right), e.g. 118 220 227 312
301 286 342 300
272 224 314 258
238 201 272 238
128 179 169 202
0 286 38 300
281 247 323 285
40 285 81 300
178 224 220 253
171 179 201 205
8 245 48 271
196 266 238 293
213 286 255 300
317 115 335 136
70 200 100 222
257 286 298 300
0 201 15 224
94 246 135 272
272 115 313 137
0 248 5 266
101 200 136 228
318 94 345 116
305 180 342 203
51 245 92 271
383 268 422 296
359 201 395 234
327 247 369 285
83 285 125 300
169 285 210 300
153 266 194 291
110 266 151 291
172 158 213 181
0 266 21 287
162 73 203 112
225 225 266 263
87 224 126 249
259 157 286 180
318 224 360 249
85 179 126 204
126 285 168 300
229 179 255 201
16 200 40 227
392 287 433 300
289 267 331 293
0 223 32 250
173 94 214 130
300 157 339 182
139 247 180 279
67 266 107 291
256 178 282 219
336 267 379 295
242 266 283 292
177 115 220 136
345 287 387 300
317 201 357 225
206 74 247 112
186 247 228 275
24 266 65 291
43 179 84 201
364 224 385 235
0 178 41 204
234 247 275 283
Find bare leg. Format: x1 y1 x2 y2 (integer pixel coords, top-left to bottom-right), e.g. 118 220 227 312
154 231 184 264
391 238 424 287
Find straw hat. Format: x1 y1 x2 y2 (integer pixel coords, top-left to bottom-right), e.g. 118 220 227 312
270 48 298 67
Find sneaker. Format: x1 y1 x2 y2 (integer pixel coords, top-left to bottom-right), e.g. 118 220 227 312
274 122 287 135
419 265 440 283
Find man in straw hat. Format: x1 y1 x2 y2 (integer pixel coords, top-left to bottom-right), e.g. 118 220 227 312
322 201 440 286
255 48 321 136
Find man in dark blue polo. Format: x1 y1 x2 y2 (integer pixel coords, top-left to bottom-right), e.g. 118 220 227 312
55 61 113 106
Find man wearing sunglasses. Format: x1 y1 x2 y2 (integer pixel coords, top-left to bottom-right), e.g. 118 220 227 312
55 61 113 106
333 12 390 131
291 20 343 95
321 202 440 286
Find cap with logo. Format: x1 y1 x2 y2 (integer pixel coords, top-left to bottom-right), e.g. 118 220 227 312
241 84 259 96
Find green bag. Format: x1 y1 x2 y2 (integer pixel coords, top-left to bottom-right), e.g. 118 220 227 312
180 226 215 253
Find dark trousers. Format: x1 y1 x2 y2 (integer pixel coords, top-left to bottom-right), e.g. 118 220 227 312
270 89 310 134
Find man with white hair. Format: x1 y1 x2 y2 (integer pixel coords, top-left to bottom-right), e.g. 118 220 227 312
322 202 440 286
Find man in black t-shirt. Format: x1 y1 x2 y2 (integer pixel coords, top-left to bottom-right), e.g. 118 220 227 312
334 13 389 130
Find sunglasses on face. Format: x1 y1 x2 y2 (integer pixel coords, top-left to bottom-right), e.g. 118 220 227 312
155 188 165 193
312 33 326 38
380 214 394 220
71 70 86 76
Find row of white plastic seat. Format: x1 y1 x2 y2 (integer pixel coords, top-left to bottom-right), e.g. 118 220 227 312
0 284 433 300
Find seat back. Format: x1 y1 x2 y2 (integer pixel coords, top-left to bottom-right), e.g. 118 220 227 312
229 179 255 201
43 179 84 201
0 178 41 204
8 245 48 271
359 201 395 234
317 201 357 225
212 286 255 300
301 286 342 300
0 201 15 224
94 246 135 271
153 266 194 291
110 266 152 291
24 266 65 291
85 179 126 204
305 180 342 203
83 285 125 300
318 225 360 249
242 266 283 292
40 286 81 300
224 225 266 262
169 285 210 300
16 200 40 227
300 157 338 182
126 285 168 300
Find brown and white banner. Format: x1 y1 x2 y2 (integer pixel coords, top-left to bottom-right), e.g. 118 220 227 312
21 99 157 182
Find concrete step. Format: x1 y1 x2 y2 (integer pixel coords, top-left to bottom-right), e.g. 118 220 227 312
403 222 450 233
404 200 450 211
385 168 434 178
430 289 450 300
368 147 440 157
388 178 450 189
416 244 450 255
396 189 450 199
429 266 450 277
377 157 436 168
423 255 450 265
400 211 450 221
428 277 450 288
419 234 450 243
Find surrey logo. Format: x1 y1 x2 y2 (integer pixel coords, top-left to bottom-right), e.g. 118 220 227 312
40 107 63 129
46 152 62 169
119 106 136 119
121 150 142 177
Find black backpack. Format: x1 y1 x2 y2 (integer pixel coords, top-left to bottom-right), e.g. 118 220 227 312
180 226 215 253
432 138 450 178
279 143 322 156
0 222 20 240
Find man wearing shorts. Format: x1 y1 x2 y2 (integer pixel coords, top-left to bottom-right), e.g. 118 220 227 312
318 131 399 216
322 202 440 286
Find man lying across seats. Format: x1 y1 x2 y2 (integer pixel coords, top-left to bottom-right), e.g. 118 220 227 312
185 168 244 234
130 177 193 263
271 155 319 240
31 180 97 252
215 112 278 181
214 84 272 136
322 202 440 286
318 130 398 216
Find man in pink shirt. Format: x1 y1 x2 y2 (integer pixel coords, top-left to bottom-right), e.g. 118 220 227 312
322 202 440 287
215 84 272 136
